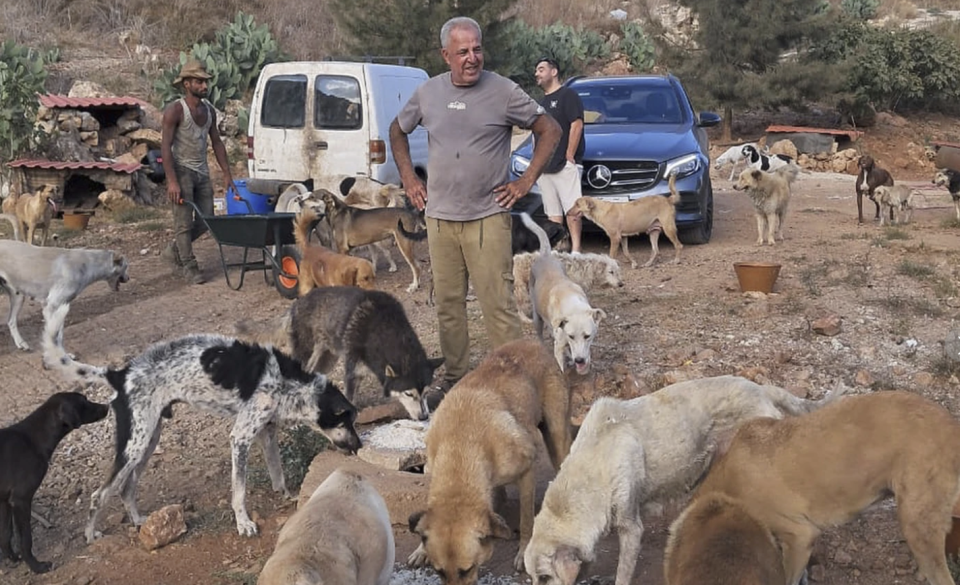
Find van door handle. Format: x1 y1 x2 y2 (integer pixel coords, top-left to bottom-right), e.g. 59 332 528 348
314 141 328 150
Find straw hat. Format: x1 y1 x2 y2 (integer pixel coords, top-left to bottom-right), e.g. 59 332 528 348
173 58 212 85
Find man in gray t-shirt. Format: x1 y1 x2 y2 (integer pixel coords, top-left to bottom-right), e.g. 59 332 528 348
390 16 560 391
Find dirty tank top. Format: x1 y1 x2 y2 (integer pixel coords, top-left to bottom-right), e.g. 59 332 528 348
172 98 213 174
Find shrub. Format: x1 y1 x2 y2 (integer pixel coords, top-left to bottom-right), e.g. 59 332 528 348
840 0 879 20
0 40 56 160
619 21 655 72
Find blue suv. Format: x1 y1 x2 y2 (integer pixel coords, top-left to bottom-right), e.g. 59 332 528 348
510 74 721 244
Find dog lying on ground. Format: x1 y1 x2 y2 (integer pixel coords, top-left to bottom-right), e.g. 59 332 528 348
48 334 361 542
294 208 375 294
0 240 128 357
856 155 895 224
713 143 757 181
523 375 843 585
521 213 605 375
257 468 394 585
741 144 793 173
933 169 960 221
734 165 800 246
574 173 683 268
690 391 960 585
408 339 572 582
15 185 60 246
236 287 442 420
873 184 920 226
511 213 569 254
0 392 109 573
512 251 622 323
664 491 785 585
321 190 427 292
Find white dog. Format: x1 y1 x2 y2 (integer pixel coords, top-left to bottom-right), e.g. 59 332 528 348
713 143 756 181
257 468 394 585
513 251 623 323
274 183 326 214
520 213 605 374
523 375 843 585
874 184 920 226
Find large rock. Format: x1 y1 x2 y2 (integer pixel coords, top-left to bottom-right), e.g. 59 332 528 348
127 128 162 149
812 314 842 336
68 80 113 99
769 139 798 160
357 420 428 472
98 189 137 213
138 504 187 551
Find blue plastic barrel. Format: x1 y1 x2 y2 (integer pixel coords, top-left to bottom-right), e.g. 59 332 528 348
226 179 275 215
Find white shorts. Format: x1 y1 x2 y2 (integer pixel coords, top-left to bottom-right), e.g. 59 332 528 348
537 161 583 217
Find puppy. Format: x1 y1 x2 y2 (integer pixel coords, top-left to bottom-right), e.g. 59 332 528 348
574 173 682 268
408 339 572 583
521 213 605 374
257 468 394 585
856 155 895 224
523 375 842 585
511 213 569 255
873 184 919 226
664 491 785 585
694 391 960 585
734 165 800 245
15 184 59 246
512 251 622 323
0 392 109 573
294 208 376 294
933 169 960 221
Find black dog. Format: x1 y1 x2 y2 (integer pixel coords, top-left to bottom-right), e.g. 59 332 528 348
0 392 109 573
511 213 569 254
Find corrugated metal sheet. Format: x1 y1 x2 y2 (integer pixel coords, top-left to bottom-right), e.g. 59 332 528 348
766 125 863 140
38 95 146 109
932 140 960 149
7 159 142 174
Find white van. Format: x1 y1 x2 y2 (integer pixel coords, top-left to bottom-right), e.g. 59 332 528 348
245 61 430 196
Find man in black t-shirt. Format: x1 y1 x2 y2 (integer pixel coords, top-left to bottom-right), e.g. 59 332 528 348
534 57 586 253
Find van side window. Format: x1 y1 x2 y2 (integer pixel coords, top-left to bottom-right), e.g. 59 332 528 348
262 75 307 128
315 75 362 130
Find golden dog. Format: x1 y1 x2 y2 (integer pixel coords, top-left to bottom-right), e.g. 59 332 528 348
407 339 572 584
874 184 919 226
15 185 59 246
692 391 960 585
733 165 799 246
574 174 682 268
294 208 375 295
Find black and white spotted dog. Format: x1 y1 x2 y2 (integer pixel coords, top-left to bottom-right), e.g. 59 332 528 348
933 169 960 221
50 334 361 542
742 144 794 172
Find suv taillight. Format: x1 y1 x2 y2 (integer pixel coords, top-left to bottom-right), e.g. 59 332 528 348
369 140 386 164
246 136 254 160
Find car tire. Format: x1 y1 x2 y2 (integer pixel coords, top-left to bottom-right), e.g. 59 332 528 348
680 190 713 245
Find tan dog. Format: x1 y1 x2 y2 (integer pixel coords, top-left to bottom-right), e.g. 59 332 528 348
320 189 426 292
407 339 572 583
257 468 394 585
694 391 960 585
733 165 799 246
294 208 376 295
512 251 623 323
664 491 785 585
874 184 919 226
573 173 682 268
343 182 407 209
520 214 606 375
16 185 59 246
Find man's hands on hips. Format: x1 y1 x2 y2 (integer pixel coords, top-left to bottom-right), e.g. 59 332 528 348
494 177 533 210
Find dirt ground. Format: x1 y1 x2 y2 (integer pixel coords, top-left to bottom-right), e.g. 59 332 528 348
3 150 960 585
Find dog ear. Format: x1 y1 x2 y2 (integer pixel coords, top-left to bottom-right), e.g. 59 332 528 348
551 546 583 584
59 400 83 430
427 356 445 371
593 308 607 322
552 317 568 332
344 266 358 285
485 512 514 541
409 510 428 535
385 364 397 378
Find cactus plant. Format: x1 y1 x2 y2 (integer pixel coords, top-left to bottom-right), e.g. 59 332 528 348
619 21 656 72
0 39 51 160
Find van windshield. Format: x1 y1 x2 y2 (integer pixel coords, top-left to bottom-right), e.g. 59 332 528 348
315 75 362 130
261 75 307 128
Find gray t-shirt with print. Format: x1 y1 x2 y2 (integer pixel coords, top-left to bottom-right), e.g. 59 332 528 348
397 70 544 221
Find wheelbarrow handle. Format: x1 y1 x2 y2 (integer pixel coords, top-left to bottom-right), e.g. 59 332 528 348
226 182 255 214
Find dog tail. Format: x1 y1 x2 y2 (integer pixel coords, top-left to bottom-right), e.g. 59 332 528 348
775 164 800 185
397 214 428 241
234 311 293 354
771 380 850 416
0 213 20 241
293 207 317 253
519 212 551 255
667 173 681 206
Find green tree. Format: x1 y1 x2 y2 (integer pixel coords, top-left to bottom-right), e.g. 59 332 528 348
0 40 52 161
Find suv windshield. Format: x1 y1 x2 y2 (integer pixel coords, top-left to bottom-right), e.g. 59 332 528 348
575 83 683 125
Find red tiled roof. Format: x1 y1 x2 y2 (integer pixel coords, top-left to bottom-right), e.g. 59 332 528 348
38 95 146 109
7 159 142 174
765 125 863 140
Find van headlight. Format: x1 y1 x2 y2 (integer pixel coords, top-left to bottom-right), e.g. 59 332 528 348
664 154 701 179
511 154 530 177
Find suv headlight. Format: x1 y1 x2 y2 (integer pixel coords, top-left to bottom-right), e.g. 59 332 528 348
664 154 701 179
511 154 530 177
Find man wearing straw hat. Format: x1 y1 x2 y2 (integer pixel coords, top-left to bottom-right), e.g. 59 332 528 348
160 58 235 284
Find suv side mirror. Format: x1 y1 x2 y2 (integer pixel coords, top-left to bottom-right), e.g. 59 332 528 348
697 112 722 128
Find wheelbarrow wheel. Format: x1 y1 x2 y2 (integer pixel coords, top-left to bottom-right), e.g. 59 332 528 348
273 244 301 299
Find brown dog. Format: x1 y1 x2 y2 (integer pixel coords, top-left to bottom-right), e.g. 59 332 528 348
294 208 375 295
664 491 786 585
574 174 682 268
692 391 960 585
856 155 895 224
15 184 59 246
407 339 572 584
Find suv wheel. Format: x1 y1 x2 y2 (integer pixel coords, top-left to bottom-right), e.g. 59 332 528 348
680 190 713 245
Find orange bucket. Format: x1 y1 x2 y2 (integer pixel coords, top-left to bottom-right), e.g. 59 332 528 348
733 262 781 294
